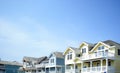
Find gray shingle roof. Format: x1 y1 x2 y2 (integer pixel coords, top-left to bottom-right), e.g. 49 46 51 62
103 40 120 46
88 40 120 51
0 60 22 66
70 47 80 53
53 52 64 58
37 56 47 64
23 56 38 62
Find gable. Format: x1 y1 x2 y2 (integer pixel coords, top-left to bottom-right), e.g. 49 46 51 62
79 42 88 49
49 53 55 59
90 42 110 53
63 47 74 55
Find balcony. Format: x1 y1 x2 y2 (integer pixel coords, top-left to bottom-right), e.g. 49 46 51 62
36 71 45 73
82 66 115 73
48 71 62 73
65 69 81 73
65 69 74 73
81 52 115 60
36 64 46 68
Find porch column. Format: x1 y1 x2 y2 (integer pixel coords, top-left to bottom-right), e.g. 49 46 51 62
101 59 103 72
36 68 37 73
65 65 66 73
81 62 83 72
90 61 92 72
74 63 76 73
61 66 62 73
48 67 50 73
106 59 108 73
55 66 56 73
45 68 46 73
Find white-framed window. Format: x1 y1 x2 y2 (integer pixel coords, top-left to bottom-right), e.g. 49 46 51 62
50 59 54 63
66 66 71 70
82 48 86 53
67 52 72 60
98 46 104 50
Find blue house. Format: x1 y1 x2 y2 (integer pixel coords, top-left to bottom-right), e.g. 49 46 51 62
45 52 65 73
0 60 22 73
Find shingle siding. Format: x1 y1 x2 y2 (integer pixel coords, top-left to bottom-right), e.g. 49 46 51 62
5 65 20 73
56 58 64 65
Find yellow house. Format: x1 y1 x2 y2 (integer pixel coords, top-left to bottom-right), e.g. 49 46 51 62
64 40 120 73
63 47 82 73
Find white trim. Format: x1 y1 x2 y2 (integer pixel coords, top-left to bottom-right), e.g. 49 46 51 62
79 42 89 48
63 47 75 55
90 42 110 52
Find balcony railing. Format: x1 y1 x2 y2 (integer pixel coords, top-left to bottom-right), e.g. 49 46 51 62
65 69 74 73
36 71 45 73
36 63 46 68
82 66 114 73
49 71 62 73
81 52 114 60
65 69 81 73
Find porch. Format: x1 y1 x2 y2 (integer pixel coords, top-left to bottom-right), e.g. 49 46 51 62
81 59 115 73
46 66 63 73
65 64 81 73
82 66 114 73
81 51 115 60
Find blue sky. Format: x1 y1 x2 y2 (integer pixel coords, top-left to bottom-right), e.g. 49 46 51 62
0 0 120 62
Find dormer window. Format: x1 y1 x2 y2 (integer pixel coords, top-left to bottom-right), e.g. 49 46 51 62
98 46 104 50
82 48 86 53
67 52 72 60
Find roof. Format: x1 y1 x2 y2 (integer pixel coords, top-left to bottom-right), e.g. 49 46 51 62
23 56 38 62
89 40 120 51
79 42 94 51
37 56 47 64
63 47 80 55
0 60 22 66
103 40 120 47
89 44 96 51
69 47 80 53
53 52 64 58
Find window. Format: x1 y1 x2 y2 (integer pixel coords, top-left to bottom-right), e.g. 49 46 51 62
67 55 69 60
102 46 104 49
97 63 100 66
118 49 120 55
50 59 54 63
98 46 104 50
108 61 111 66
70 53 72 59
66 66 71 69
98 47 101 50
75 65 78 69
82 48 86 53
67 52 72 60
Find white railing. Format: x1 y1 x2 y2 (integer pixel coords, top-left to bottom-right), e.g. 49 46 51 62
81 52 114 60
65 69 74 73
75 69 81 73
82 66 114 73
36 64 46 68
36 72 45 73
65 69 81 73
49 71 62 73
